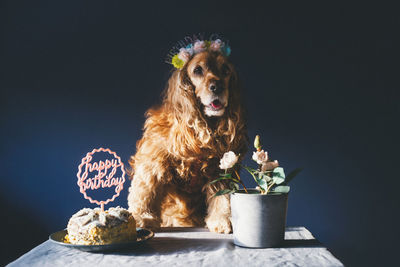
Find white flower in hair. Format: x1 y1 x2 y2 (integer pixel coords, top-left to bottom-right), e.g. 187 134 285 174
185 46 194 55
210 39 222 51
219 151 239 170
178 48 191 62
193 40 206 53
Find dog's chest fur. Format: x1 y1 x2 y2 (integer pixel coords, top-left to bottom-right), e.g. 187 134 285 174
171 156 218 191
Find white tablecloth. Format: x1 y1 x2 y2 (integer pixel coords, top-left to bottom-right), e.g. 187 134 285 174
8 227 343 267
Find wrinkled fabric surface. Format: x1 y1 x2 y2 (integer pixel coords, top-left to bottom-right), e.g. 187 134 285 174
8 227 343 267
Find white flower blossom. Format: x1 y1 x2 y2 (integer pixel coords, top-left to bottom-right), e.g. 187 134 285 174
210 39 222 51
185 46 194 55
219 151 239 170
178 48 191 62
252 150 269 165
193 40 206 53
261 160 279 172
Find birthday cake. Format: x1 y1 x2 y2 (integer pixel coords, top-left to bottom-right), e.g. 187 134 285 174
65 206 136 245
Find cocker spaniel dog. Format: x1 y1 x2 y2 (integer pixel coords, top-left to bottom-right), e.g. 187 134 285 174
127 37 247 233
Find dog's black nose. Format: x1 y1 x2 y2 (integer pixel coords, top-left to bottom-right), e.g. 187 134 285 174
209 81 223 94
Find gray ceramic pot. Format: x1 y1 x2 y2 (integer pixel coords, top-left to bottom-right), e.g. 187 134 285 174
230 189 288 248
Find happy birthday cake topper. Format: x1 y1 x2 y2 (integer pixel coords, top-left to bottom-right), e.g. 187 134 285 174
77 148 126 211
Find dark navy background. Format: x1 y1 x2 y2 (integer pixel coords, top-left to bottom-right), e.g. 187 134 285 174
1 1 398 266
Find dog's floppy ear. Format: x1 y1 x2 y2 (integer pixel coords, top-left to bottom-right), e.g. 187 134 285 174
177 67 194 92
163 67 211 154
164 69 199 118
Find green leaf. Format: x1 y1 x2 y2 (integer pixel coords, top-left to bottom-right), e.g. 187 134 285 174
241 165 259 184
242 165 257 174
272 185 290 193
214 189 235 197
272 167 285 185
258 172 272 182
272 167 285 179
229 181 240 191
257 178 267 186
285 168 303 184
219 173 232 178
272 176 285 185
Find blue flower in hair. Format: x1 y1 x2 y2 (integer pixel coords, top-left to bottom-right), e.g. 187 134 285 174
222 45 231 57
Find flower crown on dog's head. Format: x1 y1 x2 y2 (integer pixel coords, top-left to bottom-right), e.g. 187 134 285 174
166 34 231 69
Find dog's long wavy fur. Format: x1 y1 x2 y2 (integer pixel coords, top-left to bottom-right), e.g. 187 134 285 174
127 51 247 233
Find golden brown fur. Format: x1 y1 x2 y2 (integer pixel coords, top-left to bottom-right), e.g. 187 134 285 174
127 51 247 233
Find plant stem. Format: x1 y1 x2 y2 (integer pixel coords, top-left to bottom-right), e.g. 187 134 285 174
265 181 275 194
234 169 248 193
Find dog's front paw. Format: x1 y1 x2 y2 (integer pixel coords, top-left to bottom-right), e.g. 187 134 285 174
133 213 161 232
206 216 232 234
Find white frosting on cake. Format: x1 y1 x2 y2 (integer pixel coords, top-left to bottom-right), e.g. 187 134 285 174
67 206 131 239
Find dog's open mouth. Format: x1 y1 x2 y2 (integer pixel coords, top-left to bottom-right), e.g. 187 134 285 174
210 99 223 110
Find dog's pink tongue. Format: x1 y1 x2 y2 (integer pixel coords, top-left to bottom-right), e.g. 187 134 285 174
211 100 222 109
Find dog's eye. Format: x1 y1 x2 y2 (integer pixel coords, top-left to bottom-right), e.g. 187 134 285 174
193 66 203 76
221 64 230 76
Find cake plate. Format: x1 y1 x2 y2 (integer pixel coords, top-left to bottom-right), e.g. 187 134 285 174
49 228 154 252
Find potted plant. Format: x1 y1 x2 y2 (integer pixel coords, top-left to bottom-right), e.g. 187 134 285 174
210 135 302 248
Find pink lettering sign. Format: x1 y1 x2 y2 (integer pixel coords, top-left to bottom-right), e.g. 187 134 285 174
77 148 126 211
